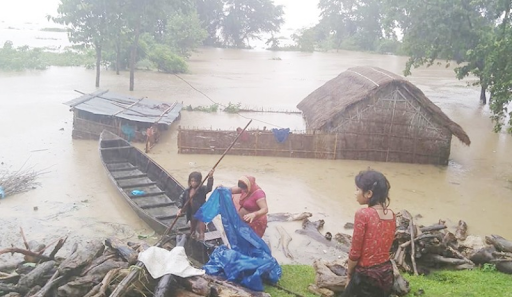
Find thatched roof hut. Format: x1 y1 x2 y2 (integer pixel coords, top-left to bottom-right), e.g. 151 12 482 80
296 66 470 165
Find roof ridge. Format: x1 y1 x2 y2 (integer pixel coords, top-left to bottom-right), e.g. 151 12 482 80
346 70 380 87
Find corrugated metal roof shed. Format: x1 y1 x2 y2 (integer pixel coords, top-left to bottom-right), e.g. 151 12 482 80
63 90 182 125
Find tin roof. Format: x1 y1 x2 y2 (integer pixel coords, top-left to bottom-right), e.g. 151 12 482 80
63 90 182 125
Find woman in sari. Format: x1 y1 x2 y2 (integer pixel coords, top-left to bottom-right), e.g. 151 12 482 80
230 176 268 237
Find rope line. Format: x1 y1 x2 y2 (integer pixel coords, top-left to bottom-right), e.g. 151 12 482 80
173 74 284 128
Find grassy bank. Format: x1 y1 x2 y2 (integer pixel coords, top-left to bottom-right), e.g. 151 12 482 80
265 265 512 297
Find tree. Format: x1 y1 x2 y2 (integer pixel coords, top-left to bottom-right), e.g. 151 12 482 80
52 0 110 87
398 0 494 103
221 0 284 48
317 0 386 51
196 0 224 46
164 11 207 58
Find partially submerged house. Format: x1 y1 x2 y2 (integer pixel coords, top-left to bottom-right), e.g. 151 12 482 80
296 66 470 165
63 90 183 143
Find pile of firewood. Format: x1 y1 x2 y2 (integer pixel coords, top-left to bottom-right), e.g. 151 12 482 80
392 210 512 275
0 167 45 198
308 209 512 297
0 229 269 297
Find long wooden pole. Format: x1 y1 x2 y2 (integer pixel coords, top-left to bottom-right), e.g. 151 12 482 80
163 119 252 236
109 119 252 297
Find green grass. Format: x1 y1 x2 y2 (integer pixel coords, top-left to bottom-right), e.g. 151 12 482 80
265 265 512 297
265 265 318 297
404 268 512 297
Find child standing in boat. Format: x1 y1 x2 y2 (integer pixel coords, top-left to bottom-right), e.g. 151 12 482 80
177 170 214 240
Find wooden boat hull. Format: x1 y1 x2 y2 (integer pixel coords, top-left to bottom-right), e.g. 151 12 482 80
99 130 222 263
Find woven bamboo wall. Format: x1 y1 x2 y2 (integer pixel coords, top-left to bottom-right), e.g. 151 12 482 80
178 129 338 159
178 86 452 165
325 85 451 164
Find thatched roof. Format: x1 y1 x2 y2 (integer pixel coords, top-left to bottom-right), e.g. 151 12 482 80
297 66 470 145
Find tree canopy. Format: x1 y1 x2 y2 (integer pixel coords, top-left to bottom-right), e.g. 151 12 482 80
295 0 512 133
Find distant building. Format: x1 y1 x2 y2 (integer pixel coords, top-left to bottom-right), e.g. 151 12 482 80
297 66 470 165
63 90 182 143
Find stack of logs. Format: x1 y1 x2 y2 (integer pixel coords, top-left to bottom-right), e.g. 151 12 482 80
310 209 512 297
0 230 269 297
393 210 512 275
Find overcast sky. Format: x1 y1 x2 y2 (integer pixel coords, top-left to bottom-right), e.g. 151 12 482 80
0 0 320 30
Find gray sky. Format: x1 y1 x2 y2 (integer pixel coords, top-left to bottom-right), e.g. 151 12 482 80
1 0 320 30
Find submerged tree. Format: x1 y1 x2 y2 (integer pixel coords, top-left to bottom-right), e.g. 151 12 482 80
220 0 284 48
52 0 111 87
196 0 224 46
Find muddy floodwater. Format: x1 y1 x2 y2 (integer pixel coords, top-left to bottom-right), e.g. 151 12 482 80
1 48 511 265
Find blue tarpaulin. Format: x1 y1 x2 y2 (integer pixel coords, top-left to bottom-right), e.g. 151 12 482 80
194 187 281 291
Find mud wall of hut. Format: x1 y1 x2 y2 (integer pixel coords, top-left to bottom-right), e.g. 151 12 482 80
177 126 451 165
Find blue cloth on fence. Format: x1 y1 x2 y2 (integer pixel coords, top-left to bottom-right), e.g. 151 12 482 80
121 124 135 142
271 128 290 143
194 187 281 291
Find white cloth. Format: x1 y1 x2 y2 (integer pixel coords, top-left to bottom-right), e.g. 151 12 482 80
137 246 205 279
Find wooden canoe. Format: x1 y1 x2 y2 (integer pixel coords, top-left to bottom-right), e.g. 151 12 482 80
99 130 224 263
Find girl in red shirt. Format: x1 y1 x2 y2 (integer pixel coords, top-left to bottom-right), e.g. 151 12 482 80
343 170 396 297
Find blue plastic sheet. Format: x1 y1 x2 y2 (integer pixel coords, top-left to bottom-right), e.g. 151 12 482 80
195 187 281 291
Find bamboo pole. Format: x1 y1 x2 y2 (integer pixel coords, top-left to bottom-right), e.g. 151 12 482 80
109 120 252 297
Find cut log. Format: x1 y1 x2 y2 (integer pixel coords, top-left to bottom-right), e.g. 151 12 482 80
0 283 19 294
276 226 293 259
442 232 459 249
455 220 468 241
105 238 138 265
267 212 312 222
470 246 496 265
48 237 68 260
58 241 105 275
495 261 512 274
408 216 419 276
419 224 447 232
16 260 56 294
308 284 335 297
30 272 63 297
391 260 410 296
295 219 348 252
422 254 470 266
486 235 512 253
81 253 117 276
312 259 346 292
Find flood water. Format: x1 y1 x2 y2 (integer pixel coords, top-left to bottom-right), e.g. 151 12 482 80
1 48 511 265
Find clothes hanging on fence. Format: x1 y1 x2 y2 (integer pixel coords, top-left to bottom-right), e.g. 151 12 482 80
236 127 250 142
194 187 281 291
271 128 290 143
121 124 135 142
